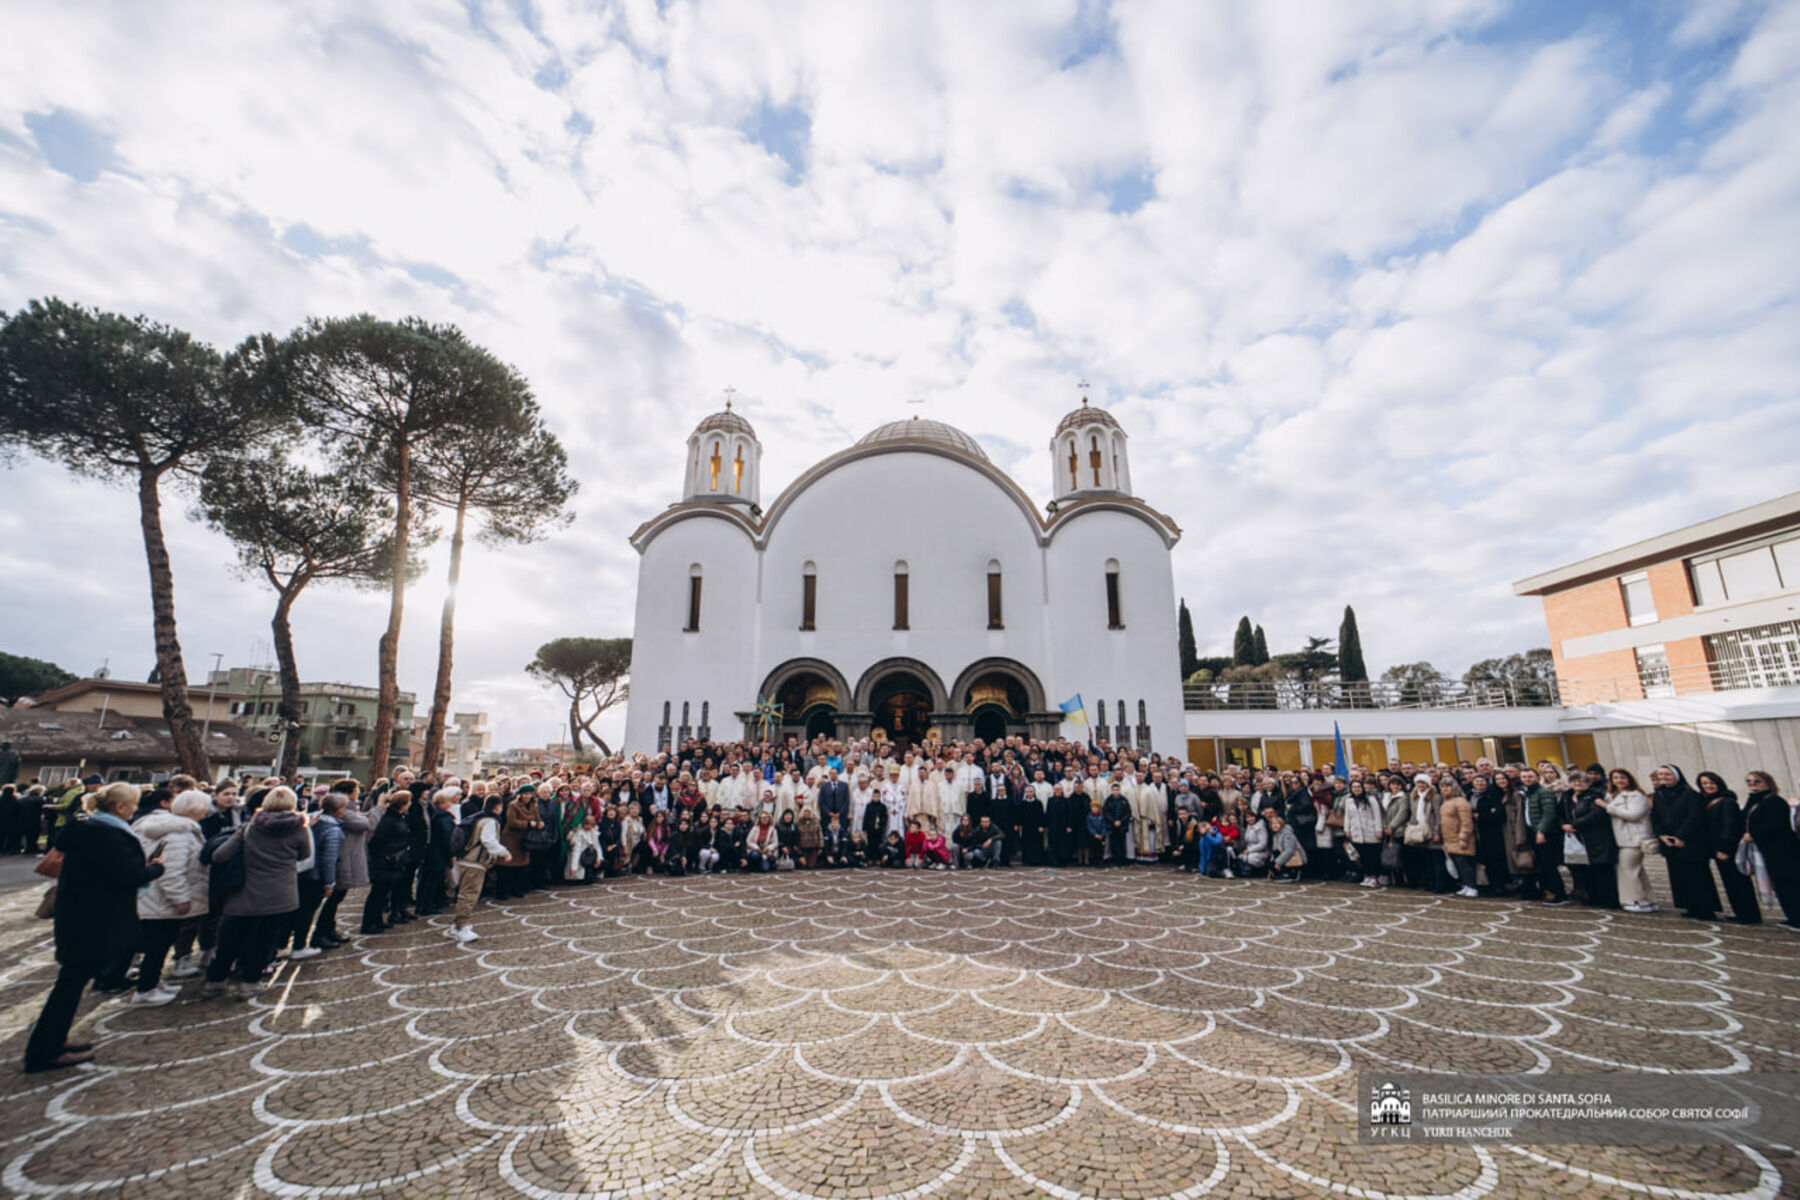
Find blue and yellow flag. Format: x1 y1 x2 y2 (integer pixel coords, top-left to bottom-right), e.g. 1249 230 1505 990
1058 694 1088 726
1333 721 1349 779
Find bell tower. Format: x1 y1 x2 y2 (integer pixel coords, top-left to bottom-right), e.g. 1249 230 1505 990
1051 390 1130 500
683 393 761 507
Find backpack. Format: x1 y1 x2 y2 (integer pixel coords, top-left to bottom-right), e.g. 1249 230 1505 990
200 828 246 899
449 817 474 859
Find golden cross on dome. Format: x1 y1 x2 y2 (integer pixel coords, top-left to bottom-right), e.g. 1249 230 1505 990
1077 379 1090 406
723 385 736 411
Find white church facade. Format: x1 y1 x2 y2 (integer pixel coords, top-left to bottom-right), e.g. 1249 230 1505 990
622 400 1185 754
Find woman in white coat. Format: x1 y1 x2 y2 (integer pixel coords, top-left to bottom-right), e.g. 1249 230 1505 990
1606 768 1658 913
131 790 210 1004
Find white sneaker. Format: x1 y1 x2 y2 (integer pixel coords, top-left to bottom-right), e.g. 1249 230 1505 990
1459 887 1479 898
1222 869 1235 879
166 956 200 979
287 947 322 961
441 925 461 939
455 927 478 943
129 987 177 1007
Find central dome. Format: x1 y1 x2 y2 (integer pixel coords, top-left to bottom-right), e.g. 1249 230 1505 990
855 416 989 461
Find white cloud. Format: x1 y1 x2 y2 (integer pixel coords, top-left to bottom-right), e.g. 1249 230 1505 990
3 0 1798 750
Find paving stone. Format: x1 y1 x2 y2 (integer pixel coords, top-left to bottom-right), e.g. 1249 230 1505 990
0 869 1794 1197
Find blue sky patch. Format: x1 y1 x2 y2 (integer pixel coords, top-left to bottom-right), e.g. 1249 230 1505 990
24 109 116 183
744 100 811 184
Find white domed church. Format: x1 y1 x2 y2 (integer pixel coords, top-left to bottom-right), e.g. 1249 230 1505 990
622 399 1185 753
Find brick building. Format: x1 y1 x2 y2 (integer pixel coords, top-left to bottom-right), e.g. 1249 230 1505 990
1514 491 1800 704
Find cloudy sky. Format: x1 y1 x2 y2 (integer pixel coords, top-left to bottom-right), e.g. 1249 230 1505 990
2 0 1797 754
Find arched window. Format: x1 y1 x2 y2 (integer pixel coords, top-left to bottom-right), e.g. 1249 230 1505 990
1105 558 1123 629
986 559 1003 629
708 440 722 491
1064 437 1079 490
893 560 909 630
1089 435 1103 486
685 564 703 631
801 561 817 630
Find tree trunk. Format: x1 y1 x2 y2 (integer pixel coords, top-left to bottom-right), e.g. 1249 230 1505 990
271 583 304 780
366 438 409 786
418 499 467 778
137 466 210 780
568 699 584 755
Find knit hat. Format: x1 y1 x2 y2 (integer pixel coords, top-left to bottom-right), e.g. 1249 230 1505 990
1413 773 1433 786
84 774 104 785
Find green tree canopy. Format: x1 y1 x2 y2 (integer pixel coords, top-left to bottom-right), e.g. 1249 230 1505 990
412 379 577 775
0 651 76 705
527 637 633 756
1274 635 1337 684
1463 649 1558 705
1381 661 1449 705
0 299 294 775
1232 616 1255 666
1338 605 1369 683
196 450 424 776
1178 599 1199 680
251 314 523 783
1252 624 1270 665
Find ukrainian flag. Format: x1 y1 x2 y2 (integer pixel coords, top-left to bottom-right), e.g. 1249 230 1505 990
1058 694 1088 726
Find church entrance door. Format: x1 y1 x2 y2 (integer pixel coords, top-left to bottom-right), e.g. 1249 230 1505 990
971 705 1009 744
871 677 932 745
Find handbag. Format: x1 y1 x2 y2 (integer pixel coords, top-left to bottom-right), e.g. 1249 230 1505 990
1639 837 1662 857
33 848 64 879
1562 832 1588 865
34 885 56 920
1381 843 1401 871
1403 823 1429 846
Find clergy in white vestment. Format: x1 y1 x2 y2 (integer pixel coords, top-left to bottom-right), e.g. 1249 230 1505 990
937 765 967 827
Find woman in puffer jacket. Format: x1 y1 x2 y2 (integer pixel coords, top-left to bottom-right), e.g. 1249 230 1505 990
131 790 211 1004
1341 779 1386 887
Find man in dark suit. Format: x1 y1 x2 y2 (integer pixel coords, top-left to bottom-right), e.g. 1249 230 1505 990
817 767 850 831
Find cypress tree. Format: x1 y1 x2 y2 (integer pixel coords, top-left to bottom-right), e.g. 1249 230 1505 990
1178 600 1199 679
1253 625 1269 665
1339 605 1368 683
1233 616 1255 666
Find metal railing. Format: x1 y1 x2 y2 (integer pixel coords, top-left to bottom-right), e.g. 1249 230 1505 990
1181 678 1559 712
1183 658 1800 712
1558 658 1800 705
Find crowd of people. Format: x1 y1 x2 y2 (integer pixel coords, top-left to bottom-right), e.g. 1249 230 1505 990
14 732 1799 1075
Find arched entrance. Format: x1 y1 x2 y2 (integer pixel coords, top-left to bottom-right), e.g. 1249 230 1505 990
971 706 1010 743
872 674 934 743
948 657 1051 743
756 658 852 744
853 657 949 749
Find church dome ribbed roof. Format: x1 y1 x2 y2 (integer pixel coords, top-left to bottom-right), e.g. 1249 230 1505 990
855 417 989 461
694 407 755 437
1055 398 1121 436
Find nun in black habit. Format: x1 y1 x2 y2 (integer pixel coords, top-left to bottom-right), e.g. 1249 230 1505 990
1651 764 1720 920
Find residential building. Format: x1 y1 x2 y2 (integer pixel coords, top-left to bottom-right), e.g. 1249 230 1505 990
407 712 491 777
489 744 577 776
210 667 415 781
29 676 245 729
0 706 272 786
1513 490 1800 703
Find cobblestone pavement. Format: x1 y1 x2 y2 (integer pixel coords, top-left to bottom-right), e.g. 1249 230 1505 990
1 868 1796 1198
